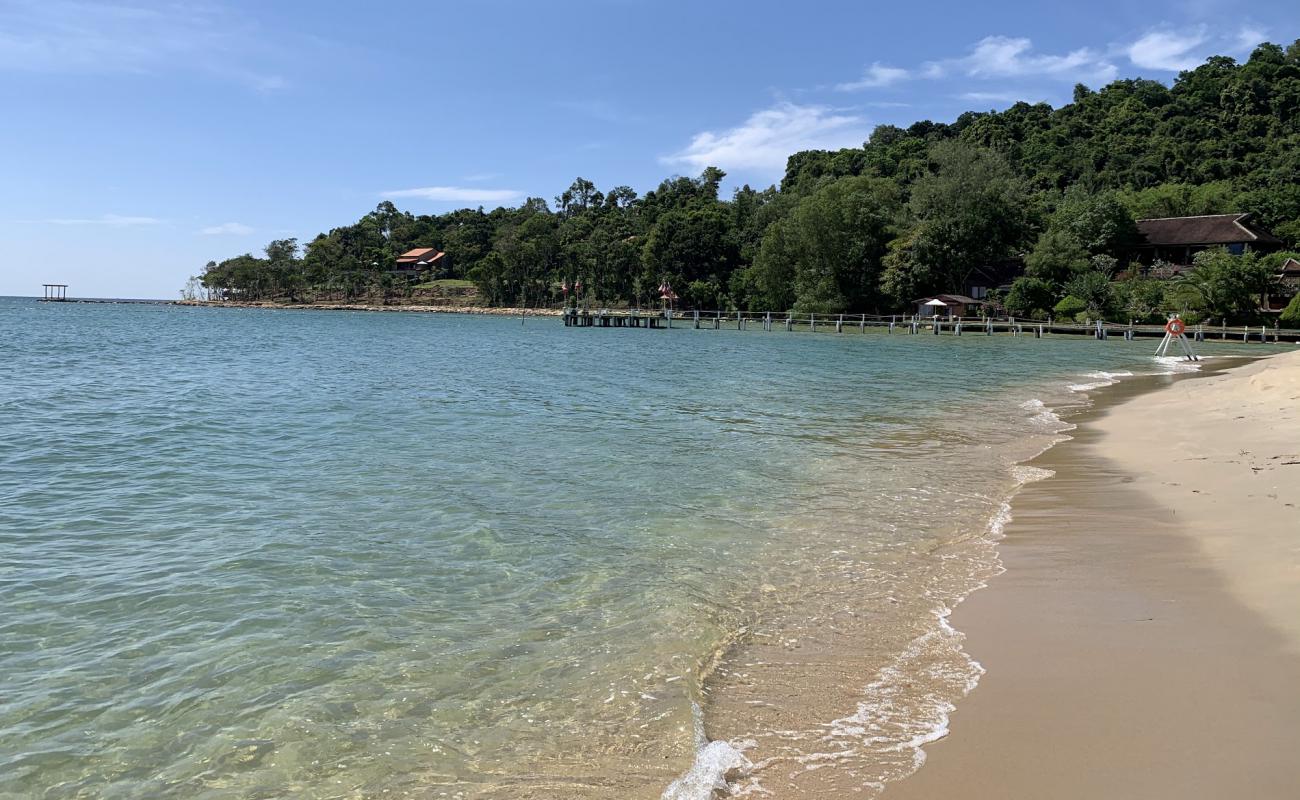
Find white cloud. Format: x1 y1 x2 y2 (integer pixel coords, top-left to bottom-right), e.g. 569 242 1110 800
1231 25 1268 55
1127 27 1210 71
959 36 1118 82
835 35 1118 99
920 61 947 80
382 186 524 204
664 103 870 175
1126 24 1273 72
25 214 161 226
200 222 254 235
836 62 909 91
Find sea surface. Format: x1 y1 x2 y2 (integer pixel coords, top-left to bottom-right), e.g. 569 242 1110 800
0 298 1269 798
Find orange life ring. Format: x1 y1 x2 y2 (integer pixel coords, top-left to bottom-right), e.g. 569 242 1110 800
1165 318 1186 336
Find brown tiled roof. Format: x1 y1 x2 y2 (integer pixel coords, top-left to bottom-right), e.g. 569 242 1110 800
1135 213 1282 247
395 248 444 264
1279 258 1300 275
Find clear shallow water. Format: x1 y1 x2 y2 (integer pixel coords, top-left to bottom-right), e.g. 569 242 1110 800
0 298 1272 798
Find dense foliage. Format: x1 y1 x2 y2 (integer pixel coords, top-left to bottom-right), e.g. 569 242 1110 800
199 43 1300 323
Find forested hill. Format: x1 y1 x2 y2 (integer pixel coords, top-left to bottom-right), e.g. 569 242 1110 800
198 41 1300 321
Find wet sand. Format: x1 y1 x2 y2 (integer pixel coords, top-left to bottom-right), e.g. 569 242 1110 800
885 352 1300 799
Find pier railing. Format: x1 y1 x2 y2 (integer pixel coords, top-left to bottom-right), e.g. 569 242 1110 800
561 308 1300 343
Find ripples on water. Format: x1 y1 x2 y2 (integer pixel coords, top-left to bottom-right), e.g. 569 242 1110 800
0 298 1260 798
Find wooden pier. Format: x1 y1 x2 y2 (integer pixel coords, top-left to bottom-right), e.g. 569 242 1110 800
563 309 669 328
41 284 68 302
561 309 1300 344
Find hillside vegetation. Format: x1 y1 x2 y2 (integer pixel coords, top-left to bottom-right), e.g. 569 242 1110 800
199 42 1300 323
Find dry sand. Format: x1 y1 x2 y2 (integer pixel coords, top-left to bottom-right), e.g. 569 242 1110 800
884 350 1300 800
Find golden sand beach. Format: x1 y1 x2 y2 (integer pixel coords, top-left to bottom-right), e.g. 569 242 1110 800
885 350 1300 799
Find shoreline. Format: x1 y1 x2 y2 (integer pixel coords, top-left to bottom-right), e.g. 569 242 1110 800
175 300 565 316
883 352 1300 799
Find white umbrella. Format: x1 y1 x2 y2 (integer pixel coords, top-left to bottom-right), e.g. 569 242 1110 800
923 298 947 307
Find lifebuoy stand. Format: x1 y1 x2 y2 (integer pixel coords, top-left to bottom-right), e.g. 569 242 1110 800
1156 315 1199 361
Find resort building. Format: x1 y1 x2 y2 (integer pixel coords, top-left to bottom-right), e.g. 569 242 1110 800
964 259 1023 300
1265 257 1300 313
393 248 446 278
915 294 988 317
1128 213 1283 269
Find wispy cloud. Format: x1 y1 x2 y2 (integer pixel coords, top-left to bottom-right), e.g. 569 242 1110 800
199 222 254 235
836 62 909 91
664 102 870 175
935 36 1118 83
1232 25 1268 53
461 173 501 183
382 186 525 204
834 35 1117 97
19 214 161 226
0 1 294 90
1126 26 1211 71
1125 23 1268 72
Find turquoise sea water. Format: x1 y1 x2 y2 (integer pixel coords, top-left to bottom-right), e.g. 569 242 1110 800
0 298 1271 798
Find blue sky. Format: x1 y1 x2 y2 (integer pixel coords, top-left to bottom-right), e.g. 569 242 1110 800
1 0 1296 298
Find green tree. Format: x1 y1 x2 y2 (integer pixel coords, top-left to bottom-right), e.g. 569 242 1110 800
903 141 1032 297
1176 249 1275 324
1114 276 1167 321
1062 271 1115 316
1053 295 1088 319
640 205 737 307
1053 189 1138 254
752 176 901 313
746 218 798 311
1280 293 1300 327
1024 228 1090 287
1003 277 1056 317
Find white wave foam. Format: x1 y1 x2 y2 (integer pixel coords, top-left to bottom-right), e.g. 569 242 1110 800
661 739 752 800
672 448 1064 798
1067 370 1135 393
1020 398 1064 429
1153 355 1203 374
1010 464 1055 487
